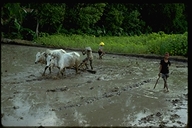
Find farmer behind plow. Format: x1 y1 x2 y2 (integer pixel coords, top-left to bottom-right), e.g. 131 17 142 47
79 46 93 70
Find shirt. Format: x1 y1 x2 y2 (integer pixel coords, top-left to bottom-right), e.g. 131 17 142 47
98 46 103 52
160 59 171 74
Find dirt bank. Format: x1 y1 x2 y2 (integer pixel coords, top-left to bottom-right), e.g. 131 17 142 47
1 42 188 127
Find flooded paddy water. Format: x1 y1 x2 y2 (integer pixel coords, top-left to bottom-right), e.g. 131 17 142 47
1 43 188 127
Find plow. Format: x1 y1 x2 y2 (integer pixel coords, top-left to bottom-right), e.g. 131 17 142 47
78 60 97 74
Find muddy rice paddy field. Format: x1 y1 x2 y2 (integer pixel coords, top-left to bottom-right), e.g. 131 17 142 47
1 43 188 127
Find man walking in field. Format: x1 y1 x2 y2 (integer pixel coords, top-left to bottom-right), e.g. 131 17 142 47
158 52 171 92
98 42 105 59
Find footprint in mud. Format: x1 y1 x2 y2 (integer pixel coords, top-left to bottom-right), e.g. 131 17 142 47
170 114 180 120
10 81 21 84
25 75 60 82
19 116 24 120
89 86 94 90
171 99 181 106
183 93 188 99
139 112 163 123
111 87 119 92
46 86 69 92
97 76 105 80
42 75 60 80
87 80 92 83
13 106 19 109
139 114 154 123
27 74 36 78
156 112 162 117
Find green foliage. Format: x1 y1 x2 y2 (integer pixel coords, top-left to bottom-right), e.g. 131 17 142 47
1 3 24 38
1 3 188 39
21 28 36 40
102 4 125 35
78 3 106 30
169 32 188 56
145 32 188 56
122 10 145 36
162 3 187 33
2 3 24 23
139 3 187 34
34 32 187 57
34 3 66 33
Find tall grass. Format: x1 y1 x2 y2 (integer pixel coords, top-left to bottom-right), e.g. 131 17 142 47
34 32 188 57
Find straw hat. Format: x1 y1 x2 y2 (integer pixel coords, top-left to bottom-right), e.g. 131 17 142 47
99 42 105 46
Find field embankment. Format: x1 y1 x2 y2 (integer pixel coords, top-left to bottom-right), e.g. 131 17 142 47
1 32 188 62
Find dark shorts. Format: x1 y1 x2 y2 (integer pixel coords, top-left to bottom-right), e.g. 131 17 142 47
161 73 169 79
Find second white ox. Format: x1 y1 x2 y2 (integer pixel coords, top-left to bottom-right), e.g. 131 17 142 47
35 49 67 76
46 52 81 76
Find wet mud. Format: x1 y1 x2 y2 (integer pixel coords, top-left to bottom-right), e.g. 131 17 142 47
1 44 188 127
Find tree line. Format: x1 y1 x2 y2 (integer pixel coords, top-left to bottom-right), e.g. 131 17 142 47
1 3 188 40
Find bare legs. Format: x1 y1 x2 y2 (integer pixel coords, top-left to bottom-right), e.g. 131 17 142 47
163 77 169 92
78 59 93 70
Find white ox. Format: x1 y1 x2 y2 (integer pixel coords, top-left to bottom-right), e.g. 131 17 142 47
46 52 81 76
45 49 66 59
35 49 66 76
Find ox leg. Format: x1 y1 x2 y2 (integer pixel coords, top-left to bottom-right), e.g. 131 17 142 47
75 63 80 74
49 67 52 74
42 66 49 76
60 71 63 76
61 68 66 76
75 66 78 74
58 67 65 76
56 67 61 76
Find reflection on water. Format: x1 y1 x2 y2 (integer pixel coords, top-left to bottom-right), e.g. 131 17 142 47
2 93 63 126
73 109 89 126
174 101 188 124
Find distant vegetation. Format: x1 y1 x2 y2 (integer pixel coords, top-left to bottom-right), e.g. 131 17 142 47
34 32 188 57
1 3 187 38
1 3 188 57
